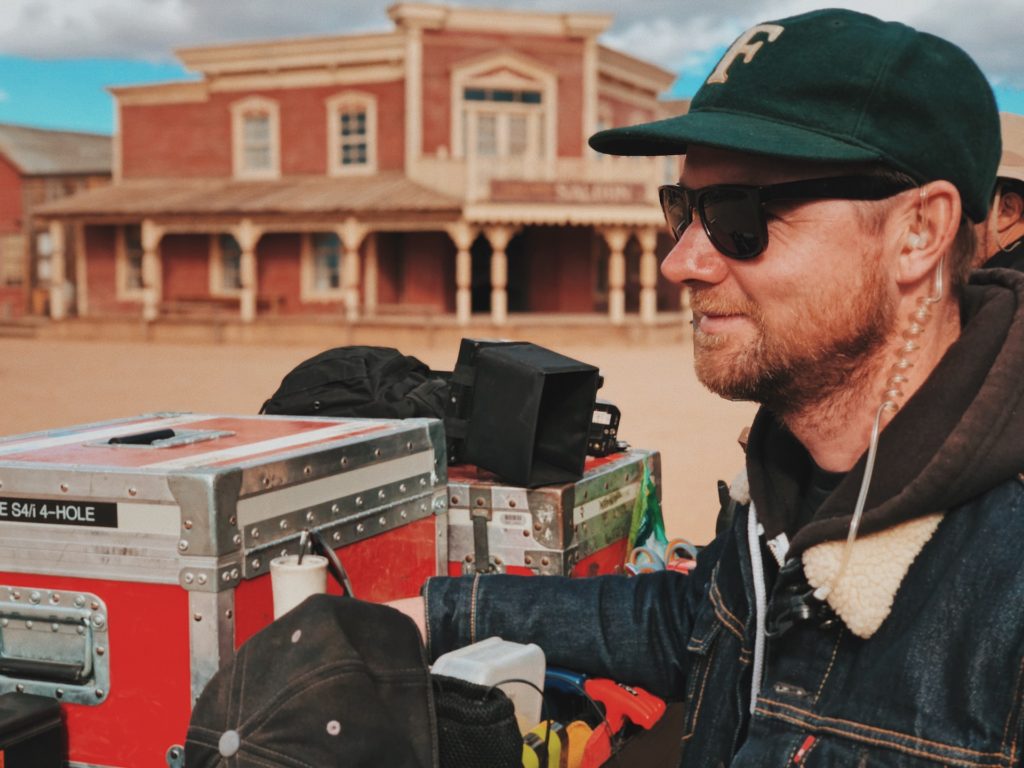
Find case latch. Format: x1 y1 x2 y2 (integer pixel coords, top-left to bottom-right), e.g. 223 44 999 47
0 587 111 706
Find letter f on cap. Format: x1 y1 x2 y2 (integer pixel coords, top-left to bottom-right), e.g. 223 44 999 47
706 24 785 84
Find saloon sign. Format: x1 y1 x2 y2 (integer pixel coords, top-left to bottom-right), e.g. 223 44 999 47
489 180 648 205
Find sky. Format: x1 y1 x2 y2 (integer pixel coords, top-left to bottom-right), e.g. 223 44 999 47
1 0 1022 136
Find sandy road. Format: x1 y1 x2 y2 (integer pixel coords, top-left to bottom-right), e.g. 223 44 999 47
0 335 757 542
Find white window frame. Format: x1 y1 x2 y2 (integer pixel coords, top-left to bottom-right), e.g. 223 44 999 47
115 224 145 302
208 233 243 297
299 232 345 302
33 231 52 284
0 233 25 287
450 53 557 169
231 96 281 180
326 91 378 176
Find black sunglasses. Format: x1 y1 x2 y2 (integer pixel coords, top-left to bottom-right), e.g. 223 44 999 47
658 175 915 260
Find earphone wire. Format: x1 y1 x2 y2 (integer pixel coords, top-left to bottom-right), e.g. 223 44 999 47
815 189 943 601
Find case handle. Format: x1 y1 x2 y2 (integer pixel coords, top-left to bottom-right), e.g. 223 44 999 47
108 428 176 445
0 656 87 685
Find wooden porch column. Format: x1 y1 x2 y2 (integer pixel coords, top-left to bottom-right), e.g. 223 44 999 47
638 228 659 325
47 221 66 320
363 232 378 318
140 219 164 322
338 217 366 323
447 221 475 325
233 219 262 323
74 222 88 318
602 228 628 325
484 226 512 325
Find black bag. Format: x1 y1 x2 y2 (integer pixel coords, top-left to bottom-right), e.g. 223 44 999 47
260 346 448 420
432 675 522 768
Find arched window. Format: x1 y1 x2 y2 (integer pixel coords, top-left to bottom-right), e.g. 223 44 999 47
230 96 280 179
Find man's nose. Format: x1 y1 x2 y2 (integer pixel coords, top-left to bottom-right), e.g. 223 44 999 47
660 222 730 285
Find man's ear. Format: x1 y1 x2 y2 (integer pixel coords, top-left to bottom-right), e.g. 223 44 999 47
996 188 1024 233
894 180 960 287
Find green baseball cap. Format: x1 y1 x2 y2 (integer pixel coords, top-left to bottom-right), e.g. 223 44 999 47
589 9 1000 222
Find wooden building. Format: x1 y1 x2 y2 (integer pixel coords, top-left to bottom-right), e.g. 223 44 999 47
0 124 111 318
38 3 683 326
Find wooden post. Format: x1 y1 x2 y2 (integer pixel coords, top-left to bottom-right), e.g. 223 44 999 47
140 219 163 322
485 226 512 325
603 228 628 325
47 221 66 320
638 228 659 324
447 221 475 325
233 219 262 323
338 217 366 322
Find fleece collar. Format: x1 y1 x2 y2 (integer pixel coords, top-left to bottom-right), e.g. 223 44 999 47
800 514 943 638
730 474 941 639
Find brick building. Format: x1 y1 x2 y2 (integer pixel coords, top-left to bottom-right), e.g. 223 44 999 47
38 3 683 326
0 124 111 318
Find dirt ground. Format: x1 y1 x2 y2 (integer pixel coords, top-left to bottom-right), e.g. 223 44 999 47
0 334 757 543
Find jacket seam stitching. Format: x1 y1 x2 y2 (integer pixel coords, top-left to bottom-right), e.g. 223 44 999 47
710 580 745 640
813 628 845 704
1002 654 1024 760
759 698 1006 761
684 639 719 739
710 577 743 631
786 734 821 766
801 736 822 764
757 707 999 768
711 578 745 635
784 736 801 765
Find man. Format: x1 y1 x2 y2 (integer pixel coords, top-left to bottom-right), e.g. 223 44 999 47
397 9 1024 765
977 112 1024 269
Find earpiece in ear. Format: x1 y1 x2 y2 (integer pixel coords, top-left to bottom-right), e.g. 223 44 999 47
906 233 927 249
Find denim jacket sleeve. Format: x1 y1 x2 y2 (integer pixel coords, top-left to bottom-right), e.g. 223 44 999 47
423 534 725 700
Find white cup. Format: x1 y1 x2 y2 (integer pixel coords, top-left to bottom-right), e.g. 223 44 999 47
270 554 328 619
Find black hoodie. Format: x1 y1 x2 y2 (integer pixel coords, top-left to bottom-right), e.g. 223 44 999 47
745 268 1024 559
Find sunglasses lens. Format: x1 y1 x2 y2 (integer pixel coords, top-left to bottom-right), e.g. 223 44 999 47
700 187 765 259
660 187 692 241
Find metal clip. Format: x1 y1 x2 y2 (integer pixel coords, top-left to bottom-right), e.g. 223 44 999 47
764 558 836 638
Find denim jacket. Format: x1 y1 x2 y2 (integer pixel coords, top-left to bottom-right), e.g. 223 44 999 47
427 273 1024 766
426 475 1024 767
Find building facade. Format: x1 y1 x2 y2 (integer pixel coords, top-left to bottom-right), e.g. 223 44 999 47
0 124 111 318
39 3 683 326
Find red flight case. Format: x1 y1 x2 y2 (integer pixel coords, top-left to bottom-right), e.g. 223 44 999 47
446 449 660 577
0 413 447 767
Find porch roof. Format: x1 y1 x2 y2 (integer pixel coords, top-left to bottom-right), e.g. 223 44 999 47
35 172 462 218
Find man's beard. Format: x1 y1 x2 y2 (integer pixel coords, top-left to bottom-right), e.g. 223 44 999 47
690 271 897 417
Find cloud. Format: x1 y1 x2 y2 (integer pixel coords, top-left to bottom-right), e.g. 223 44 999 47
0 89 8 103
2 0 1023 88
0 0 390 61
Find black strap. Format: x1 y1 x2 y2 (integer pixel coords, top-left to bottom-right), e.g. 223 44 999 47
470 511 495 575
309 529 356 598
